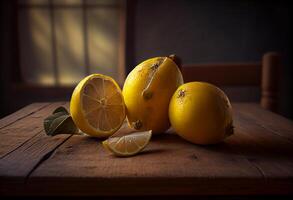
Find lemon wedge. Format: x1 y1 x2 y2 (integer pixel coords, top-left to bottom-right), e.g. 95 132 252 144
70 74 126 137
102 130 152 157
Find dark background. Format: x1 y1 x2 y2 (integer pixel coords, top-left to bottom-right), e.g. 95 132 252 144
1 0 292 119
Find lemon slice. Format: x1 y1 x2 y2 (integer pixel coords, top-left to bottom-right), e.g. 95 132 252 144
70 74 126 137
102 130 152 157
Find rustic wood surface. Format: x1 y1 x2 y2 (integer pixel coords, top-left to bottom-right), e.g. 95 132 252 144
0 102 293 196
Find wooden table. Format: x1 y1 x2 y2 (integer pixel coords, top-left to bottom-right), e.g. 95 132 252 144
0 102 293 197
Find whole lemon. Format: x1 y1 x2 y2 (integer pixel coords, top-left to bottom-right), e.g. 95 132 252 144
169 82 233 144
123 55 183 133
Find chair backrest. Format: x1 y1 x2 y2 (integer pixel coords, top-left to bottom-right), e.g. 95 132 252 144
181 52 281 112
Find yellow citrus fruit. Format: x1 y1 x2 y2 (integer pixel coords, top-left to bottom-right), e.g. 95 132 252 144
169 82 233 145
123 55 183 133
102 130 152 157
70 74 126 138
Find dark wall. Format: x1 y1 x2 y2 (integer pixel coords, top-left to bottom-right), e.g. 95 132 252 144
1 0 292 119
130 0 292 118
0 1 18 118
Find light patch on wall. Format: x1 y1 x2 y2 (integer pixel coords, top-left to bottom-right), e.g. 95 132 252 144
55 8 85 85
18 0 123 86
88 9 119 79
18 8 55 86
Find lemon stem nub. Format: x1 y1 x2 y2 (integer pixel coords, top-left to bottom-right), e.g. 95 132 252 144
142 90 153 100
168 54 182 70
132 120 142 130
177 89 186 98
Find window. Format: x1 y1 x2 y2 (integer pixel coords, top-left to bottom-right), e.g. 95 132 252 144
17 0 125 86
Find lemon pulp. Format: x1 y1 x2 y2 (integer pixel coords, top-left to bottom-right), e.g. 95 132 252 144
70 74 126 137
103 130 152 157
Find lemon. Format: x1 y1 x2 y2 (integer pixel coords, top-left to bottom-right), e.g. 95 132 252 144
102 130 152 157
123 55 183 133
169 82 233 145
70 74 126 138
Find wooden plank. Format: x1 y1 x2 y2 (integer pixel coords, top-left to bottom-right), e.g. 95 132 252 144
0 102 66 158
0 102 50 129
229 111 293 177
25 133 292 196
233 103 293 143
182 62 261 86
23 133 267 195
1 103 293 196
0 132 71 178
0 102 72 195
23 104 293 196
12 176 293 196
31 134 260 178
0 132 72 197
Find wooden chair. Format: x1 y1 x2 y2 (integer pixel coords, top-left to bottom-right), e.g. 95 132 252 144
181 52 281 112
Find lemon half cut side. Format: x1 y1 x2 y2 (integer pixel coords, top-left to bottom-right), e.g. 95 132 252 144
70 74 126 138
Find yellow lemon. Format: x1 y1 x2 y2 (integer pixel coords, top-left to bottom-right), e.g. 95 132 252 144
123 55 183 133
169 82 233 145
102 130 152 157
70 74 126 138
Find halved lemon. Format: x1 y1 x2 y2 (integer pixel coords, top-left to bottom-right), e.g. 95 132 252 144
102 130 152 157
70 74 126 138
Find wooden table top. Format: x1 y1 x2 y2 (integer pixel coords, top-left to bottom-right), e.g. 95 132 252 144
0 102 293 196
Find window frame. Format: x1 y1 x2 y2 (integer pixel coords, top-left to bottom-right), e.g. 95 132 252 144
14 0 127 88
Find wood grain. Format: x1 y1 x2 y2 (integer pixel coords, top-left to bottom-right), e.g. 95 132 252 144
0 102 50 129
0 102 293 196
17 135 260 196
24 133 293 195
231 112 293 177
0 102 72 194
30 134 261 178
0 102 66 158
0 133 72 197
233 103 293 143
0 132 71 178
25 105 293 195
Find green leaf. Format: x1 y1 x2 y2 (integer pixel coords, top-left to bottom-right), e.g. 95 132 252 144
44 112 66 133
43 107 78 136
53 106 69 115
47 115 78 136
